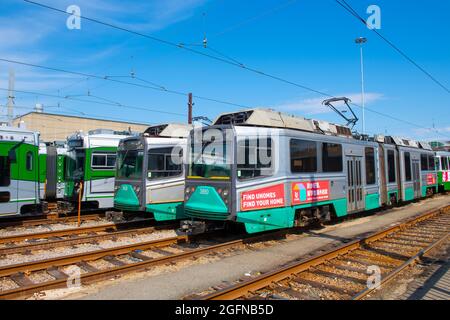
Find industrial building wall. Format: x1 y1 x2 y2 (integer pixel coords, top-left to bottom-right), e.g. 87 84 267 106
12 112 150 142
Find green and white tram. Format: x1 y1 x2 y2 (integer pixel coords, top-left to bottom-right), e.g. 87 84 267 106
59 129 134 211
435 151 450 191
0 125 42 216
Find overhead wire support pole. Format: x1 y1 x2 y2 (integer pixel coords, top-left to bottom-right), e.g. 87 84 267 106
188 93 193 124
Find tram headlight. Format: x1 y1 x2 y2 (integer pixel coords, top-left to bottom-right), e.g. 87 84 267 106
132 185 141 196
185 186 195 201
215 187 229 205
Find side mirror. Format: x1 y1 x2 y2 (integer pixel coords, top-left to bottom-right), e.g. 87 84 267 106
8 149 17 163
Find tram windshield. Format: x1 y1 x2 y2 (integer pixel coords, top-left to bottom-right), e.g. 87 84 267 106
188 129 231 179
66 149 85 181
116 149 144 180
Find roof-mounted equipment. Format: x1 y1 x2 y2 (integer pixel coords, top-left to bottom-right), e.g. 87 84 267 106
322 97 359 130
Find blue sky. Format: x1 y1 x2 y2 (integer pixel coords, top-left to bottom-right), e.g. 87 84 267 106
0 0 449 140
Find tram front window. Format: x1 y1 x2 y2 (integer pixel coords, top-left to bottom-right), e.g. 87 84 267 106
116 150 143 180
188 129 231 179
66 150 85 181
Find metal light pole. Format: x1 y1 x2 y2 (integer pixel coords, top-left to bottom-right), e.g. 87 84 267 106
355 37 367 134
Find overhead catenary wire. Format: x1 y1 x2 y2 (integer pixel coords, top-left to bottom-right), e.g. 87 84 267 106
0 86 186 117
0 57 249 110
335 0 450 94
21 0 450 139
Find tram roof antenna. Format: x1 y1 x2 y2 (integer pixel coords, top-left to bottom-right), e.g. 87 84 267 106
322 97 358 129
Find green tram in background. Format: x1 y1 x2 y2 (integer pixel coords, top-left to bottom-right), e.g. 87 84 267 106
0 125 68 217
180 109 439 235
114 124 193 221
58 129 135 212
435 151 450 191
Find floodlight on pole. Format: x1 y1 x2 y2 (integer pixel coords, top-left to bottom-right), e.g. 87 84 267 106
355 37 367 134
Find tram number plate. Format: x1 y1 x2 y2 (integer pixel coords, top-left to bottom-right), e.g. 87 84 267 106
240 184 285 211
291 180 330 205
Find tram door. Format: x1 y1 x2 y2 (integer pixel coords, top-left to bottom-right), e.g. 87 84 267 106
412 160 421 198
0 154 18 215
346 156 364 213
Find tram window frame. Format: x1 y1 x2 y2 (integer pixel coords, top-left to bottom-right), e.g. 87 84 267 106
404 152 412 181
290 139 317 173
0 156 11 187
387 150 396 183
428 155 435 171
365 147 376 185
322 143 343 172
442 157 449 171
25 151 33 171
421 154 428 171
91 152 117 170
147 147 183 180
237 138 273 180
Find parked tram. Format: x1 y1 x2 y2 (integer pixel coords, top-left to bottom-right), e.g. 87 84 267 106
435 151 450 191
0 126 68 216
180 109 438 235
113 124 193 221
58 129 134 212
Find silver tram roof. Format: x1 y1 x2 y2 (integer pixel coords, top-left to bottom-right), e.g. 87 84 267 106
0 125 39 145
67 128 136 140
213 108 353 138
212 109 433 151
143 124 194 138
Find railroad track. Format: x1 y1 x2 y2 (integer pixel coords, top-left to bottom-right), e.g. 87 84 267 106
0 212 106 229
195 205 450 300
0 218 157 246
0 222 178 255
0 228 291 299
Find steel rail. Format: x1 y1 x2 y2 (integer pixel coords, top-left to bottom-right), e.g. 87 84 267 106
0 213 104 229
0 227 293 299
199 205 450 300
0 219 154 244
0 235 187 278
0 223 178 255
0 237 257 299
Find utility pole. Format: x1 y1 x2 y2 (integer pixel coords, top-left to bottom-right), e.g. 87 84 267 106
188 93 193 124
7 69 15 125
355 37 367 134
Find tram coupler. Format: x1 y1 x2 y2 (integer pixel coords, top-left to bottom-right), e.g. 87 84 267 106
105 211 124 223
176 220 224 236
57 201 74 214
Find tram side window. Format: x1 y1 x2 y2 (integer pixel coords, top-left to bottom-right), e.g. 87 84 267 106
0 156 10 187
421 154 428 171
387 150 396 183
290 139 317 173
443 157 449 171
404 152 412 181
148 147 183 179
365 147 376 185
26 152 33 171
322 143 342 172
428 155 435 171
91 153 116 170
237 138 273 180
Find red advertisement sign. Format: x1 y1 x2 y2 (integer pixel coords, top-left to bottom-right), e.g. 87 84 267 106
291 181 330 205
426 174 436 185
240 184 285 211
443 172 449 183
